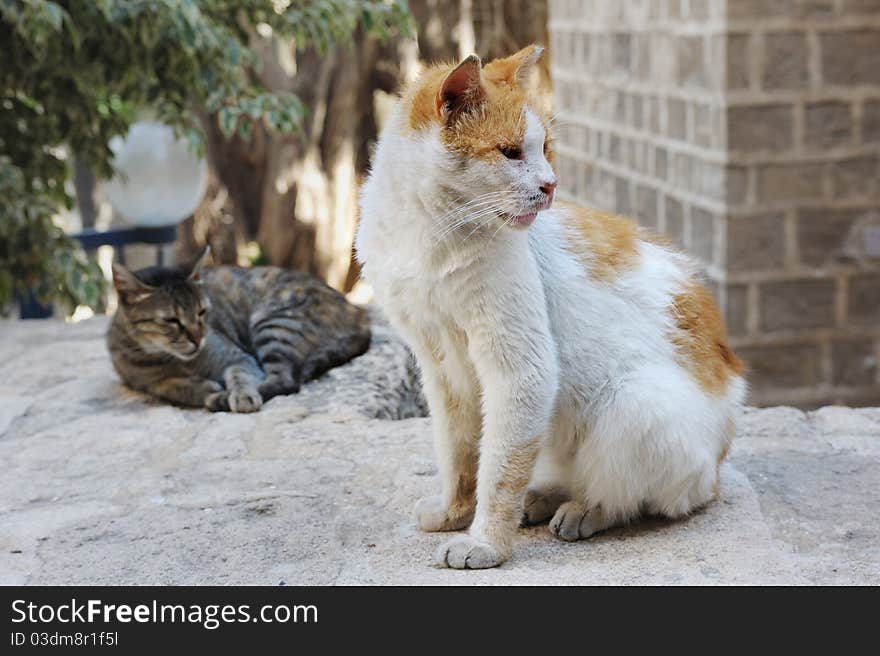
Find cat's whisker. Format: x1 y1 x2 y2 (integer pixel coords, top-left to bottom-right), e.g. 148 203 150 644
433 193 512 230
435 199 509 231
435 203 510 241
459 206 515 244
486 214 514 245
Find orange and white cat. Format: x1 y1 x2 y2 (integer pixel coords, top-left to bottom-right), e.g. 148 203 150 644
355 45 745 569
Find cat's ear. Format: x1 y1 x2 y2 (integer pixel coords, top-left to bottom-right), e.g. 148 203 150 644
186 245 212 282
112 264 153 305
436 54 485 122
484 44 544 87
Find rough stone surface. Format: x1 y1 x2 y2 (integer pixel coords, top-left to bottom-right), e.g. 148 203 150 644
1 317 878 585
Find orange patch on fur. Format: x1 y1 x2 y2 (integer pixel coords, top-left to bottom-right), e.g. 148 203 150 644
561 201 641 282
404 46 552 160
441 84 530 158
487 438 541 548
670 281 744 395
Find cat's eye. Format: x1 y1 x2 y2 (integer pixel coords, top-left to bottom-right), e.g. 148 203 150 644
498 145 523 160
163 317 183 328
197 308 207 317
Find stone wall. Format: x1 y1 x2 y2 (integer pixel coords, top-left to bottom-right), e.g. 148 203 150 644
549 0 880 407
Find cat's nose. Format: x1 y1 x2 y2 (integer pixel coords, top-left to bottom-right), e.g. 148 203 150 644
539 180 557 196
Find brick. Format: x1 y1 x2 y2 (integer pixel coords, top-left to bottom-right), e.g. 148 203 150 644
635 185 659 229
672 152 693 191
737 343 823 392
693 103 715 148
832 339 878 386
615 177 632 215
609 134 624 164
728 104 795 152
691 207 716 263
726 166 750 205
728 0 796 19
821 30 880 86
634 34 651 81
762 32 809 90
626 139 638 170
797 0 836 18
651 33 677 86
759 279 837 332
635 142 651 174
577 33 591 65
575 161 594 199
654 147 668 179
577 125 591 152
804 102 853 149
842 0 880 14
676 36 705 89
797 209 860 266
727 34 751 90
689 0 711 21
664 195 685 247
727 213 786 272
646 95 662 134
615 92 627 125
707 33 727 91
726 283 749 337
557 154 575 196
698 161 726 201
667 98 688 140
613 33 631 73
648 0 665 20
832 157 879 199
849 273 880 325
757 163 825 203
630 94 643 130
863 100 880 144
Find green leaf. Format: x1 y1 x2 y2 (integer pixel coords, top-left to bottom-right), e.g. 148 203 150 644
217 106 237 138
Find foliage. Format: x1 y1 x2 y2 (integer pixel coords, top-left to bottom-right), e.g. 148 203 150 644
0 156 105 310
0 0 411 311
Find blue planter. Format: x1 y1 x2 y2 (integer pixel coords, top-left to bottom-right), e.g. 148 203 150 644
16 289 53 319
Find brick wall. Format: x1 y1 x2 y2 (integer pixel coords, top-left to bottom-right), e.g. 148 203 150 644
549 0 880 407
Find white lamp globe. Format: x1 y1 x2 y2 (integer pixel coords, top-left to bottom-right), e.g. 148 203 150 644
104 121 208 227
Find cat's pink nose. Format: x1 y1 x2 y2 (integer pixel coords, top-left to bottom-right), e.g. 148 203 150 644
539 180 557 196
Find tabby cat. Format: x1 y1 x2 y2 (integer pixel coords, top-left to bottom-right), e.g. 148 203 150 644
107 249 371 412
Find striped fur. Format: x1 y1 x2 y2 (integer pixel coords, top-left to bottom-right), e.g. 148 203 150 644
107 254 370 413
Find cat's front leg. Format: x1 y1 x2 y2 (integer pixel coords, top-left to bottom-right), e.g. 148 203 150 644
413 362 481 532
396 327 481 532
435 318 558 569
208 361 264 413
151 377 223 408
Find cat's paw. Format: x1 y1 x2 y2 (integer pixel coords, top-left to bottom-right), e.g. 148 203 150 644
415 496 474 532
205 391 230 412
522 488 567 526
227 388 263 413
549 501 608 541
434 534 505 570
